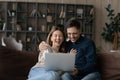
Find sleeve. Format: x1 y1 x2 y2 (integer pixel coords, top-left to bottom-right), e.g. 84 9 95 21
38 46 54 62
76 40 97 75
38 50 49 62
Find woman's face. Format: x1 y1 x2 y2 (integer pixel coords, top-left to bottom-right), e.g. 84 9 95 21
51 30 64 47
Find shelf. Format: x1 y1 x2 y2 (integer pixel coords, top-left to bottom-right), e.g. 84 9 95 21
0 2 94 52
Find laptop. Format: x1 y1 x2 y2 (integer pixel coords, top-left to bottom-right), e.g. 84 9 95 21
44 53 75 71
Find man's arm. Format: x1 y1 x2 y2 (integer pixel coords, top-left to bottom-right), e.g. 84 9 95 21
79 40 96 74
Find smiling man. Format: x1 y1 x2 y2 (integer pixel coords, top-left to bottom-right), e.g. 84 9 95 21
64 18 101 80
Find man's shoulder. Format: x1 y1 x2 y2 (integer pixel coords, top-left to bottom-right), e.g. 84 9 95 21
80 36 95 45
80 36 92 41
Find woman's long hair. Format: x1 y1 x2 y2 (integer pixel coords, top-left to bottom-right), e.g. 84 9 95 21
46 25 66 52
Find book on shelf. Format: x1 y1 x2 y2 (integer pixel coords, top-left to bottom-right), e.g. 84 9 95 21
59 11 63 18
59 6 66 18
59 11 65 18
2 22 6 31
7 10 11 16
90 8 94 15
30 9 41 17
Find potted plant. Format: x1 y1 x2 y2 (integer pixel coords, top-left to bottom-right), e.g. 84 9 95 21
101 4 120 50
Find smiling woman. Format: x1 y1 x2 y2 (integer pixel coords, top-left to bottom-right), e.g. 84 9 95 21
27 25 71 80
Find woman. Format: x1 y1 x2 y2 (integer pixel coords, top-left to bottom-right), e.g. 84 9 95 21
28 26 76 80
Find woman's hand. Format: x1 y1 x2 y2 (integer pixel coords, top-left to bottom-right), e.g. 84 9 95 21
39 41 48 51
70 48 77 54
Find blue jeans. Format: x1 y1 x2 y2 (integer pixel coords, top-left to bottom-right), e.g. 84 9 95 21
61 72 101 80
28 67 60 80
61 73 73 80
81 72 101 80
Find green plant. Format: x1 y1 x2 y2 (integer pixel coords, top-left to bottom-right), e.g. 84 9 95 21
101 4 120 50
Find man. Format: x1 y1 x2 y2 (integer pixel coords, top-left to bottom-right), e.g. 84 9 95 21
64 19 101 80
39 19 101 80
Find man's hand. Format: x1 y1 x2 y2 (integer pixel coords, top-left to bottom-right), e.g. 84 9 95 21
70 48 77 54
71 68 79 75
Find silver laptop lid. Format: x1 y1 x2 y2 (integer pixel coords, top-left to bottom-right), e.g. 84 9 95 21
44 53 75 71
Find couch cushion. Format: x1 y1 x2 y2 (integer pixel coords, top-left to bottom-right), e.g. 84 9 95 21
0 46 38 80
97 52 120 80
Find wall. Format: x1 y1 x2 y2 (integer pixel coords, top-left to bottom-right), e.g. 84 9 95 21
0 0 120 52
94 0 120 52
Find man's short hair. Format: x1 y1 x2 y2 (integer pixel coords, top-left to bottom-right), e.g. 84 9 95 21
65 18 82 29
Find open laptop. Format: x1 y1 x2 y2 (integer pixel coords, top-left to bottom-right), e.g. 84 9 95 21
44 53 75 71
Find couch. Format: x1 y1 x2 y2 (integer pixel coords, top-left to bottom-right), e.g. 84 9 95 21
97 51 120 80
0 46 120 80
0 46 38 80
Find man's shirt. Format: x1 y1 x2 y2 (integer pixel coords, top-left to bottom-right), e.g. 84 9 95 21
66 36 97 78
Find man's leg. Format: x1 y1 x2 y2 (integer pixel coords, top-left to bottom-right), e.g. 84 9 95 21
61 73 73 80
81 72 101 80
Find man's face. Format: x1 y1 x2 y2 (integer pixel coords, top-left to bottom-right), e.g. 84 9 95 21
67 27 81 43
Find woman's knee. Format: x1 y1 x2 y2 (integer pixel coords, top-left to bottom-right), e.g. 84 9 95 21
49 71 60 80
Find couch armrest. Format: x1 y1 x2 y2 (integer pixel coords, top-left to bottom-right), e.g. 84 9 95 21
0 46 38 80
97 52 120 80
